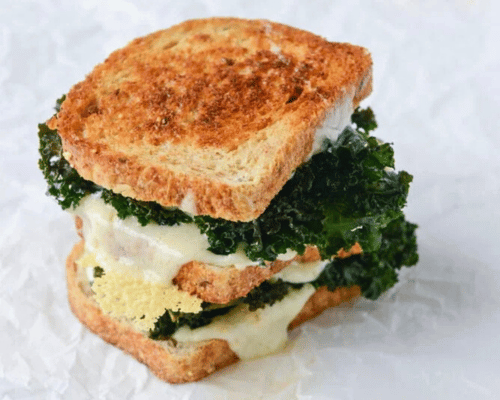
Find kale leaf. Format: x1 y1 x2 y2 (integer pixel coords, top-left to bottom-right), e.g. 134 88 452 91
314 215 418 299
100 189 193 226
243 279 302 311
149 304 236 340
93 266 104 279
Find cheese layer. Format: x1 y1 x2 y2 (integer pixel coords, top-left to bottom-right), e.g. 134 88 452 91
173 284 316 360
72 195 261 284
78 247 318 359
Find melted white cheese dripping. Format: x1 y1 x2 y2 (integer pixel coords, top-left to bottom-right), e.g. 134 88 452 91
173 284 315 359
72 195 261 284
71 195 297 284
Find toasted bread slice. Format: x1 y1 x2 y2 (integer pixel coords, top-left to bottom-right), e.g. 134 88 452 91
174 244 362 304
67 241 360 383
50 18 372 222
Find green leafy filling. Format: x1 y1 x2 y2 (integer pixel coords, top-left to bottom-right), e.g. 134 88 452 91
38 97 412 263
149 215 418 340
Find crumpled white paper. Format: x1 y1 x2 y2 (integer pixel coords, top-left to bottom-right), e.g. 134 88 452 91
1 1 500 399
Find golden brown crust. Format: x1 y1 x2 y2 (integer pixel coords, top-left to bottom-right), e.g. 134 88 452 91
67 241 361 383
53 17 372 222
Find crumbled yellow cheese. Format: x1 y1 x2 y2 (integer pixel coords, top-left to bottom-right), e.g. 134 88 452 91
92 269 203 331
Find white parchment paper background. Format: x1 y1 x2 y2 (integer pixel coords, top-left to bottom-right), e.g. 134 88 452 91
1 1 499 399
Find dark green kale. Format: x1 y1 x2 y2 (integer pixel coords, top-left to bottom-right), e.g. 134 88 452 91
149 304 236 340
100 189 193 226
243 279 302 311
149 215 418 339
149 311 177 339
351 106 378 133
314 215 418 299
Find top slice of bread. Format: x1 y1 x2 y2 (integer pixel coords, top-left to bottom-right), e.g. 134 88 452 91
51 17 372 222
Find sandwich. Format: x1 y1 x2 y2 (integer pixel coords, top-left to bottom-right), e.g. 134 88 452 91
37 17 418 383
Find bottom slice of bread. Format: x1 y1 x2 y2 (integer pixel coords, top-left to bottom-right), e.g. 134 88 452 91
66 241 360 383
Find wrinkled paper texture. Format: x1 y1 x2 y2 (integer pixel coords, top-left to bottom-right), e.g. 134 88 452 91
1 1 499 399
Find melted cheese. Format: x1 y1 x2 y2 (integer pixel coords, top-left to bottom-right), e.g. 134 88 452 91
72 195 264 284
173 284 315 360
274 259 330 283
72 195 298 284
77 251 202 331
307 94 353 159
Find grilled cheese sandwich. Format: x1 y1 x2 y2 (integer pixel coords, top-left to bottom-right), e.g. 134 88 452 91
38 17 417 383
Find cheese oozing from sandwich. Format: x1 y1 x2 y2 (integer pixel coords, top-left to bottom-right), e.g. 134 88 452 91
77 246 319 359
173 284 316 360
72 195 298 285
67 97 355 357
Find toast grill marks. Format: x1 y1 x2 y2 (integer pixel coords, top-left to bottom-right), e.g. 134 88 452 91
53 18 373 221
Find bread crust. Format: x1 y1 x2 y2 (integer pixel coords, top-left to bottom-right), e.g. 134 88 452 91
67 241 361 383
51 18 372 222
174 244 362 304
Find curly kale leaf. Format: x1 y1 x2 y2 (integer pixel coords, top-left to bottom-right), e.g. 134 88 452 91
100 189 193 226
243 279 303 311
149 304 236 340
38 95 99 209
149 311 177 339
351 106 378 133
314 215 418 299
38 122 100 210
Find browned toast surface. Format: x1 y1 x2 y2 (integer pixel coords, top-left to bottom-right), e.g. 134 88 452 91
67 241 361 383
51 18 372 221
